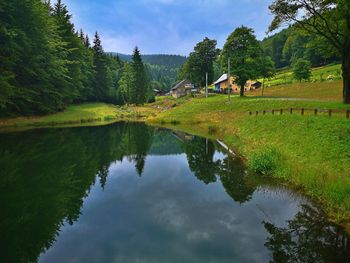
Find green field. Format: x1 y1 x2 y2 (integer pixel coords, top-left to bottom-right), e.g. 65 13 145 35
149 95 350 229
249 80 343 101
261 63 342 87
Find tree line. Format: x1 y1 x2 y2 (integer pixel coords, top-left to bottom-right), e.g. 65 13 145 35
0 0 153 116
179 0 350 103
178 30 275 97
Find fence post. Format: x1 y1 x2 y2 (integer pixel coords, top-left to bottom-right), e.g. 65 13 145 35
314 109 318 116
301 108 304 115
263 110 266 115
249 111 252 116
347 110 350 119
272 109 274 115
329 109 332 117
280 109 283 115
290 108 293 114
256 111 258 116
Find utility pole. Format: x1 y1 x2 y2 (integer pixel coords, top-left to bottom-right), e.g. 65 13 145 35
228 58 231 101
205 72 208 98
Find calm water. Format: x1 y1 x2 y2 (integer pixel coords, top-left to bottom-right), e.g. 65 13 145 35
0 122 349 263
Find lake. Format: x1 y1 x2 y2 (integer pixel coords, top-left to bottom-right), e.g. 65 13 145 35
0 122 349 263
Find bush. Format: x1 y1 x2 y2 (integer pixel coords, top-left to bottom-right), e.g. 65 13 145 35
249 147 282 176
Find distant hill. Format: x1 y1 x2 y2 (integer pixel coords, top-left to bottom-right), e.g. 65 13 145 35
109 53 187 68
110 53 187 91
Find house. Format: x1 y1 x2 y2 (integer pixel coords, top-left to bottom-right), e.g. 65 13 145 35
214 74 261 93
154 89 167 96
214 74 239 93
171 80 194 98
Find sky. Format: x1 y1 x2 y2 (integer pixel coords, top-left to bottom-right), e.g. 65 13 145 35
63 0 275 56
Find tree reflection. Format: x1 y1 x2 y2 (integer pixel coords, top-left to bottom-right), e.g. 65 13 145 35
182 136 256 203
216 156 255 204
183 137 217 184
0 122 154 262
264 204 350 263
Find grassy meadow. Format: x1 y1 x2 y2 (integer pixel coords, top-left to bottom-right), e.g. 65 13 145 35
249 80 343 101
260 63 342 87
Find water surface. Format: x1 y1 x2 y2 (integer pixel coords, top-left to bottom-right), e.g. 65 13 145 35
0 123 349 262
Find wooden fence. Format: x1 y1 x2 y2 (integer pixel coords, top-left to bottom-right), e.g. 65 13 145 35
249 108 350 119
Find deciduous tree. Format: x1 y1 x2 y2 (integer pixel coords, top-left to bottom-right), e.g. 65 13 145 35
269 0 350 103
221 26 263 97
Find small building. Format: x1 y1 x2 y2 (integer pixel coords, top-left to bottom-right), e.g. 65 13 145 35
250 81 262 90
214 74 261 93
171 80 194 98
214 74 239 93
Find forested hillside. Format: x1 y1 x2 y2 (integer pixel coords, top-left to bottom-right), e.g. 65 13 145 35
261 26 341 69
0 0 153 116
112 53 187 92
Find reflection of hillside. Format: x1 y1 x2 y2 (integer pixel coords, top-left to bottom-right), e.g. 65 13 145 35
0 122 154 262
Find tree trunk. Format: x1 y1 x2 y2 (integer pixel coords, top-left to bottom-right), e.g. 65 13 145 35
342 56 350 104
240 85 244 97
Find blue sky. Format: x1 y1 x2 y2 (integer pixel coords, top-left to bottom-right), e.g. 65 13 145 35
63 0 274 55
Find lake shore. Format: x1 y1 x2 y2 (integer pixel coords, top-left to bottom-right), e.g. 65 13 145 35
1 96 350 231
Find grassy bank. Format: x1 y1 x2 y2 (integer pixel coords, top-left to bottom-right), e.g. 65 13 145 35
148 95 350 229
0 103 152 131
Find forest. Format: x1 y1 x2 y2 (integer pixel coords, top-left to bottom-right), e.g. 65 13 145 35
260 26 341 69
0 0 154 116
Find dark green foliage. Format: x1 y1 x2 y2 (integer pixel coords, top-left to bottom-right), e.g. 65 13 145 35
130 47 149 105
249 147 282 176
221 26 263 96
112 53 187 92
262 27 340 69
183 137 217 184
292 58 312 82
0 0 124 116
179 37 219 87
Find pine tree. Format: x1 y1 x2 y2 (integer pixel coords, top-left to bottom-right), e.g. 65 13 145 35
130 47 148 105
92 31 110 101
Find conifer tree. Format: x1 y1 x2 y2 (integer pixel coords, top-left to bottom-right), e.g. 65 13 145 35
92 31 110 101
130 47 148 105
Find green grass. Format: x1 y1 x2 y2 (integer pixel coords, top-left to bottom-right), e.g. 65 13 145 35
149 94 350 229
249 80 343 101
0 103 139 130
261 63 342 87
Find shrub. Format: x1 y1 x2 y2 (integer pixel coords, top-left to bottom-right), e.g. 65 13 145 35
249 147 282 176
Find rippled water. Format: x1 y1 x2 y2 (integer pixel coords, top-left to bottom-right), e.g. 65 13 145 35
0 122 349 262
